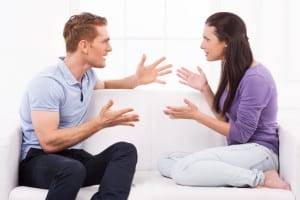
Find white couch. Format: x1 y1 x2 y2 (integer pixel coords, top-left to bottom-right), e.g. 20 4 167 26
1 90 298 200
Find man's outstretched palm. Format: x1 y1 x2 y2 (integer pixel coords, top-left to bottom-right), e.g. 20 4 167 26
99 100 139 127
135 54 172 85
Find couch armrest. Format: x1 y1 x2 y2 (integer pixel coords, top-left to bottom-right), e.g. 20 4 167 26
0 116 21 200
279 122 300 197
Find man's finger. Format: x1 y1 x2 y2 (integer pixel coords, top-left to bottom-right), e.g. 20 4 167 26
123 114 140 121
119 122 135 127
117 114 140 124
155 79 166 84
103 99 114 110
163 110 170 115
158 70 172 76
138 54 147 66
151 56 166 68
115 108 135 117
157 64 172 71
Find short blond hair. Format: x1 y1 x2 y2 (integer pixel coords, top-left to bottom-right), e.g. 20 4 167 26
63 12 107 53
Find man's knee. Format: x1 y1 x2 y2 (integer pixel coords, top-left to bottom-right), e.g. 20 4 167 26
61 160 86 182
112 142 138 164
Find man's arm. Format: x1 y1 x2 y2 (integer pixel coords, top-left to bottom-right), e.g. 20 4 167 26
32 100 139 153
95 54 172 89
99 75 138 89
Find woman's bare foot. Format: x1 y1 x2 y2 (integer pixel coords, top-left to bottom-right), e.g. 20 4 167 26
259 170 291 190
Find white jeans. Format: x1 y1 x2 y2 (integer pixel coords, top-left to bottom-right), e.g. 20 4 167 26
157 143 278 187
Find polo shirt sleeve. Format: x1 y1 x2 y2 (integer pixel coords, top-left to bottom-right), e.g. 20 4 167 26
28 77 64 112
228 75 273 143
95 77 105 89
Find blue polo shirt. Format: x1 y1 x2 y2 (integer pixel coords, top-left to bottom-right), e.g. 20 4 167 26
20 57 97 160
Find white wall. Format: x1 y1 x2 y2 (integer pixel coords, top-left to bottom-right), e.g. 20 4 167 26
1 0 299 117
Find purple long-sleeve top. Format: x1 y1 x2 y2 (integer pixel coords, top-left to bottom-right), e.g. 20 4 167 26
220 63 279 155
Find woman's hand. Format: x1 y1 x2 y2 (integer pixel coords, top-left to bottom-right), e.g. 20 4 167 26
164 98 200 120
164 98 230 136
177 66 208 92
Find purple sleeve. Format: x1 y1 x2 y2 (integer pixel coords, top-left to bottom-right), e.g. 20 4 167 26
228 75 273 143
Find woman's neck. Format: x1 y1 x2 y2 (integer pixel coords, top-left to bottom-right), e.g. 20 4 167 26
250 60 259 67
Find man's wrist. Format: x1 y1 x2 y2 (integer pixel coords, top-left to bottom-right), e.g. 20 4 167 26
131 75 139 88
93 117 106 131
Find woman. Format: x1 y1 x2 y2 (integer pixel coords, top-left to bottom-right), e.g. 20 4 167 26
158 12 290 190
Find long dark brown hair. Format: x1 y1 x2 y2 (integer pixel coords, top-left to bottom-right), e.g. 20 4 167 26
207 12 253 116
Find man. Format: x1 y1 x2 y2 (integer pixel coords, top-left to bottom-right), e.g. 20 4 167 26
19 12 172 200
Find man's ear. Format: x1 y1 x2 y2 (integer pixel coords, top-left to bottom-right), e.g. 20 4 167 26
78 40 89 54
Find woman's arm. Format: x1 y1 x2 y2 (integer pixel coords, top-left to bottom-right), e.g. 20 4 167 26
194 109 229 136
177 67 225 121
164 98 229 136
200 83 225 121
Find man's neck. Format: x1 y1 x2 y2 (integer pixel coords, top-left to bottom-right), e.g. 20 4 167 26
64 53 91 82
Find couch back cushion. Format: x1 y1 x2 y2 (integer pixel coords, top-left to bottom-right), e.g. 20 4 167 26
83 90 226 170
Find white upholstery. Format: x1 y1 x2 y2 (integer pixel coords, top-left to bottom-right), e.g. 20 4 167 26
1 90 297 200
9 171 295 200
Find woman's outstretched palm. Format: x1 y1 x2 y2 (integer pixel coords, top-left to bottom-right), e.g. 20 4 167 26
177 66 208 91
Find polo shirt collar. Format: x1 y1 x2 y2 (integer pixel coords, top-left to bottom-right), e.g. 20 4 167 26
58 57 84 85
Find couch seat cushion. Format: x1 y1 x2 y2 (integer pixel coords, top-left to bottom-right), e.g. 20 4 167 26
10 171 295 200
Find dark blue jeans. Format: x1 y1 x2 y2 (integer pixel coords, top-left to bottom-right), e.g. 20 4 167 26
19 142 137 200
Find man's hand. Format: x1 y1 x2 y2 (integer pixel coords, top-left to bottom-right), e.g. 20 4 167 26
134 54 172 86
164 98 200 120
98 100 139 128
177 66 208 92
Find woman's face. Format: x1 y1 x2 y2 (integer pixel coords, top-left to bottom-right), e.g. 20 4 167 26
200 25 227 61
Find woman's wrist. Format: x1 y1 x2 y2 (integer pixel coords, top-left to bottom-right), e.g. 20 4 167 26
193 111 204 123
200 82 210 92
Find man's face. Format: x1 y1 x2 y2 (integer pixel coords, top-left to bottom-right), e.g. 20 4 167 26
86 26 112 68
